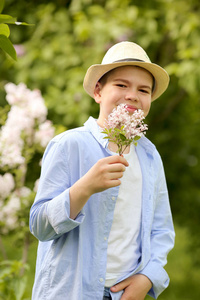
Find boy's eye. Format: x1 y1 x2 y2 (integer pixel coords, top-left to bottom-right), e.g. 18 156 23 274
116 84 127 88
140 89 150 94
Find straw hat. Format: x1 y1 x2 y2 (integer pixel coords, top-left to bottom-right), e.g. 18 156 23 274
83 41 169 101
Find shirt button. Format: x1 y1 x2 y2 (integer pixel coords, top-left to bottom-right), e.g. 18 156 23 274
112 196 115 201
104 237 107 241
99 278 104 283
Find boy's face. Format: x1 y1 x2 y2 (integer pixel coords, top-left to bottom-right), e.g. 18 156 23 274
94 66 153 127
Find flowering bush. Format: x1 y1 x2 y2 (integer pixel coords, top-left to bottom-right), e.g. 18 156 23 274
102 104 148 155
0 83 55 300
0 82 55 235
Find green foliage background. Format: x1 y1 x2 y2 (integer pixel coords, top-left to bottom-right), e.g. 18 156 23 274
0 0 200 299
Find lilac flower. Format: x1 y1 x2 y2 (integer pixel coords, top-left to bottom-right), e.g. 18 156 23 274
102 104 148 155
0 82 55 235
34 120 55 148
0 173 15 200
13 44 26 57
0 83 52 168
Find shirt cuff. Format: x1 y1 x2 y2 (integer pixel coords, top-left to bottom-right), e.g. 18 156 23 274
138 260 169 299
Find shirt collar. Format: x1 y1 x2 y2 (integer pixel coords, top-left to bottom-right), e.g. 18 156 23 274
137 136 156 157
84 117 108 149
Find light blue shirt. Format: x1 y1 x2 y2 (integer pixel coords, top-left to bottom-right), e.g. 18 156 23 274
30 117 175 300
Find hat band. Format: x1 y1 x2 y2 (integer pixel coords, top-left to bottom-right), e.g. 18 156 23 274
113 58 145 63
112 58 155 91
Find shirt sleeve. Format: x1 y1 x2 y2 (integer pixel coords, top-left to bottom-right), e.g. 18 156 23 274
29 137 85 241
139 153 175 299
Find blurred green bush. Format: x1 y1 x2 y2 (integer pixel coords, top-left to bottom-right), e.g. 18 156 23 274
0 0 200 299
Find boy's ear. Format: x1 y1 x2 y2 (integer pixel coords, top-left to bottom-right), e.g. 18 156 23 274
93 82 102 104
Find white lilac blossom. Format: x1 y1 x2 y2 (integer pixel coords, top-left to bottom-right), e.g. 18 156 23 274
27 89 47 122
34 120 55 148
0 106 27 168
0 173 15 200
5 82 28 106
0 187 31 234
0 193 21 234
0 83 53 168
102 104 148 155
5 82 47 121
0 82 55 235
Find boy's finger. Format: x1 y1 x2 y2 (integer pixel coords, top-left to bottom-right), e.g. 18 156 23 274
108 163 126 173
108 155 129 167
110 277 132 292
108 172 124 180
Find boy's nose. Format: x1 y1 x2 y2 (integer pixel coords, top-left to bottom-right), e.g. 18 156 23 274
125 89 139 102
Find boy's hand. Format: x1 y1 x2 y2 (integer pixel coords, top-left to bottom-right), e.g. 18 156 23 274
84 155 129 195
110 274 152 300
69 155 128 219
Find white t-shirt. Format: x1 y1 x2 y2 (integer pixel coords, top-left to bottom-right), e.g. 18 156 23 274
105 143 142 287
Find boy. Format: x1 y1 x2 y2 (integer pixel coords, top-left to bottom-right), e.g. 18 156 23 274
30 41 175 300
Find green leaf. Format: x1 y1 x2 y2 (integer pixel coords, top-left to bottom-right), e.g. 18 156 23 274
119 133 127 141
0 0 5 14
108 139 116 144
114 127 122 133
102 130 108 134
0 14 17 24
134 136 141 141
0 34 17 60
0 23 10 37
0 14 34 26
12 276 27 300
15 21 34 26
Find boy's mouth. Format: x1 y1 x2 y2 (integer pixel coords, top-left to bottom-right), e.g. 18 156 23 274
125 104 138 113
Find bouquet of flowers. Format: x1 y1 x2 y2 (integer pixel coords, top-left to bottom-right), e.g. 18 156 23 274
102 104 148 155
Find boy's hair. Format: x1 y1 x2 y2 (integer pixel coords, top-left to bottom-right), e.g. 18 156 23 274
98 65 155 92
83 41 169 101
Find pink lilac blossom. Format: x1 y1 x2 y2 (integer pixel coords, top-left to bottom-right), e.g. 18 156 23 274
102 103 148 155
13 44 26 57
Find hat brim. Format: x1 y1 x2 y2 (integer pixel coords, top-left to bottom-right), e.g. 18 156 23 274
83 61 169 101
